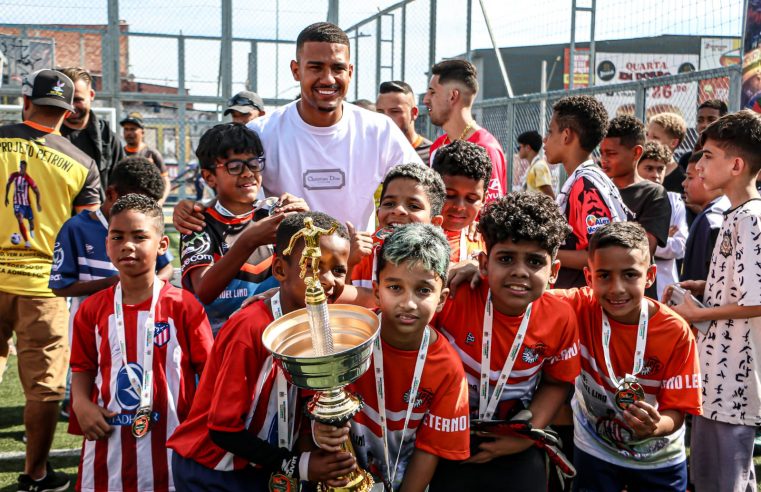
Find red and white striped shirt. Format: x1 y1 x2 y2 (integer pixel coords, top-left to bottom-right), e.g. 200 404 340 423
7 171 36 206
70 282 213 492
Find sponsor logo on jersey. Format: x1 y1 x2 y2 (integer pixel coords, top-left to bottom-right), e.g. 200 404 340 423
115 362 143 411
585 214 610 234
465 332 476 345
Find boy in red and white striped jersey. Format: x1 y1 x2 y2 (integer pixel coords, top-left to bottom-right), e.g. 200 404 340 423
69 194 214 492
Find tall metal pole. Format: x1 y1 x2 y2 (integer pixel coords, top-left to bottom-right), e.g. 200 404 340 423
249 41 258 92
107 0 120 110
401 2 407 81
569 0 576 90
375 19 382 93
466 0 472 61
588 0 596 86
428 0 437 74
540 60 547 137
327 0 339 24
220 0 233 105
478 0 513 97
178 34 187 201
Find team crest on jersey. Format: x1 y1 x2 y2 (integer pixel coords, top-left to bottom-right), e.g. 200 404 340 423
85 243 94 255
52 242 64 270
465 332 476 345
115 363 143 411
639 356 662 377
522 343 547 364
154 322 171 347
719 229 732 258
403 387 434 409
182 232 212 257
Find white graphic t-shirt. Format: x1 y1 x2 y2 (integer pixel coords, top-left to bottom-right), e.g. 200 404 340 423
249 101 422 230
700 198 761 426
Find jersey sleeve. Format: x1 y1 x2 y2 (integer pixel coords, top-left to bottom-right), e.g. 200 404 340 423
656 194 688 259
151 150 168 175
70 297 99 374
73 157 102 207
734 214 761 307
533 162 552 188
48 219 80 290
180 292 214 375
207 338 260 432
567 177 613 251
351 253 374 289
540 300 581 384
656 320 702 415
156 250 174 271
180 229 215 291
415 358 470 460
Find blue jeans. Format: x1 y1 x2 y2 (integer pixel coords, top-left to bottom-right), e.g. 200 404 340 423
573 448 687 492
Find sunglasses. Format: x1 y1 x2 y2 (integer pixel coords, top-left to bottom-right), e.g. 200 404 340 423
228 96 260 109
215 156 266 175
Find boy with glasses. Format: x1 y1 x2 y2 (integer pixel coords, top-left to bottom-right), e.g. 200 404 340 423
180 123 308 335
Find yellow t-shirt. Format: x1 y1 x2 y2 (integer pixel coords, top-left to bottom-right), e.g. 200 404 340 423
0 122 101 296
526 158 552 192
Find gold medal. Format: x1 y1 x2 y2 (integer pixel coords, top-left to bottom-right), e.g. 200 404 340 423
614 380 645 411
269 472 299 492
131 408 152 439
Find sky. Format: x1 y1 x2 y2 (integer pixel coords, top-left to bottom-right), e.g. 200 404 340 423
1 0 746 103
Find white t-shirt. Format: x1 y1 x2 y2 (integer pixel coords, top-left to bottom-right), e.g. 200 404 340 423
700 198 761 426
248 101 423 229
654 191 688 300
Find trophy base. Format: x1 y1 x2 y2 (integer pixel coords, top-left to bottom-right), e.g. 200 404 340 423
317 467 375 492
307 388 364 425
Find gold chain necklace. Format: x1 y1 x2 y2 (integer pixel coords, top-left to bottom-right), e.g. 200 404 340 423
456 120 475 141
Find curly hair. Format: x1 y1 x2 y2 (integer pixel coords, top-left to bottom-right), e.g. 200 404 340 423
606 115 646 148
640 141 673 165
431 140 492 193
195 123 264 171
379 163 446 217
478 192 571 256
649 112 687 146
589 222 649 260
552 95 609 152
110 193 164 234
377 223 450 284
700 109 761 175
296 22 349 53
109 156 166 202
275 211 349 257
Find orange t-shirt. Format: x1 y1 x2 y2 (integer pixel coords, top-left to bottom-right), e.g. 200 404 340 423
553 287 701 468
433 282 580 419
444 229 484 263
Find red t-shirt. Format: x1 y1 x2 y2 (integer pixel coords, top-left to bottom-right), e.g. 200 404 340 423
430 129 507 204
445 228 484 263
347 333 470 488
70 282 213 492
167 300 299 471
433 283 580 419
553 287 701 467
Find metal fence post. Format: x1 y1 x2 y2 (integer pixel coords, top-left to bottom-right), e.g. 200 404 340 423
178 34 187 202
220 0 233 104
248 41 258 92
106 0 121 110
505 101 516 192
634 82 646 122
729 64 742 113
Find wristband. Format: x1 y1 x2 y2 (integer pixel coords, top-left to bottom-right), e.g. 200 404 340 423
298 451 311 481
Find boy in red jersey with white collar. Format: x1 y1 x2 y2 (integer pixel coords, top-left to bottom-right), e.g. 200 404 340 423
554 222 701 491
70 194 214 492
168 211 356 491
429 192 580 491
315 223 470 491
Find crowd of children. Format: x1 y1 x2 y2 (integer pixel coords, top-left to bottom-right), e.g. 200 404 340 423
3 21 761 492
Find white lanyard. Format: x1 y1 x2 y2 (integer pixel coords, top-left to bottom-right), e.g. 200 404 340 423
272 293 296 449
373 325 430 487
479 291 533 421
600 299 649 388
458 229 468 262
213 200 252 219
113 278 162 411
94 208 109 229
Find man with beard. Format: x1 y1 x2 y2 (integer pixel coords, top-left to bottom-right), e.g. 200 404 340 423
121 112 171 203
424 59 506 203
59 67 124 199
172 22 421 233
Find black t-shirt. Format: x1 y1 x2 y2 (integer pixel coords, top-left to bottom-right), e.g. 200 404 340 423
662 164 686 194
60 125 98 163
619 180 671 298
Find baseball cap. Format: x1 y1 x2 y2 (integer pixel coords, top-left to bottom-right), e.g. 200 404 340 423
120 112 145 129
224 91 264 115
21 69 75 112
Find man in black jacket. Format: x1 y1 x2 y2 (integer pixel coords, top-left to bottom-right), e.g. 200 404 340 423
59 67 124 199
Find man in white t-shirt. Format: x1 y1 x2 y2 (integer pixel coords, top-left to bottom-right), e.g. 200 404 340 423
173 22 421 233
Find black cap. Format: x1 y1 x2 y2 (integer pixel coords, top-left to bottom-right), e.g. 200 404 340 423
21 69 75 112
224 91 265 115
120 112 145 129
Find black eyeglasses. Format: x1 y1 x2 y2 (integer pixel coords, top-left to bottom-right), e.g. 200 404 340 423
215 156 266 175
228 96 259 109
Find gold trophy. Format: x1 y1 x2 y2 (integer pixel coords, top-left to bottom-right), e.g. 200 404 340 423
262 218 380 491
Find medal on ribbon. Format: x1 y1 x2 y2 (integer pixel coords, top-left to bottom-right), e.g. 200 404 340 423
268 472 299 492
131 407 152 439
601 300 649 411
614 375 646 411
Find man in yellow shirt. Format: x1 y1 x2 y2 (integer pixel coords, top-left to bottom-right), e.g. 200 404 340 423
518 130 554 199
